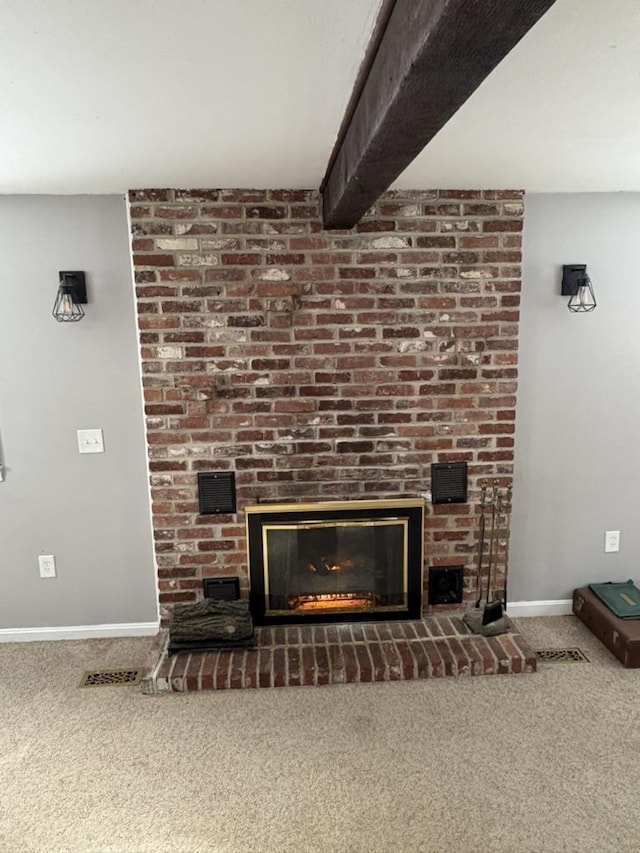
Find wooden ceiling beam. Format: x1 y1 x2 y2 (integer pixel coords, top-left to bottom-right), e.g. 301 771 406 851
321 0 557 229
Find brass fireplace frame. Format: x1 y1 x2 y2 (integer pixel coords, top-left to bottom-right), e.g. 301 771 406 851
245 499 425 625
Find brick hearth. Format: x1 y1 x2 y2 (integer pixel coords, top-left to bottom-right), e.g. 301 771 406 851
141 615 535 694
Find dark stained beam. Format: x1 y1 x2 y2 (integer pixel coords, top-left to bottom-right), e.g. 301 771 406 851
321 0 558 229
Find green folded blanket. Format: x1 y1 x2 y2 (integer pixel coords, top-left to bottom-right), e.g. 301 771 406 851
589 580 640 619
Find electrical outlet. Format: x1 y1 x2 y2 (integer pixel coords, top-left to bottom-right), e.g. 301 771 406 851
604 531 620 553
38 555 56 578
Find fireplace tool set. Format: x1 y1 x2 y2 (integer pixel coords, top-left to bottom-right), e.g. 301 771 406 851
464 481 512 635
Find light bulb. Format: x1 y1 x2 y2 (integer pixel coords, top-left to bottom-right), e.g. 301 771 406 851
59 292 74 316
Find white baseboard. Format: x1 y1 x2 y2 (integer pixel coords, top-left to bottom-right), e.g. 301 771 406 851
0 622 159 643
0 604 573 641
507 600 573 617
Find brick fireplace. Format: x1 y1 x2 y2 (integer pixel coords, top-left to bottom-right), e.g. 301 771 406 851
128 188 522 626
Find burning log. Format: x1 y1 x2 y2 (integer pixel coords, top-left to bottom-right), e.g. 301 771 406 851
289 593 377 612
308 553 333 575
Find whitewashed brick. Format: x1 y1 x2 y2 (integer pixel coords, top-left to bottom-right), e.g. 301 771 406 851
503 203 524 216
258 268 290 281
177 254 218 267
157 346 183 359
156 238 198 251
370 236 410 249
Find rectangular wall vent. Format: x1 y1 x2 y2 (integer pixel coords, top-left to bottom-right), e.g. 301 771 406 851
198 472 236 514
428 566 463 605
203 577 240 601
431 462 467 504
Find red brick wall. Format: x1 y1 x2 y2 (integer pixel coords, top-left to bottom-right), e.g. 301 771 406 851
128 188 522 620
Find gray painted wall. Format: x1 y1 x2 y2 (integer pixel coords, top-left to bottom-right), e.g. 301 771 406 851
510 193 640 601
2 192 637 624
0 196 157 629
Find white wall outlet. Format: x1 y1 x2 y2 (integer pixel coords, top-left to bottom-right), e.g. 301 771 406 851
38 554 56 578
605 530 620 553
77 428 104 454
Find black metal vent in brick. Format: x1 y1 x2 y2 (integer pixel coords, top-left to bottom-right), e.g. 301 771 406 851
203 577 240 601
431 462 467 504
428 566 463 605
198 472 236 514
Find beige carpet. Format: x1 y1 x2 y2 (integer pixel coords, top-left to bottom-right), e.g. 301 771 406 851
0 616 638 853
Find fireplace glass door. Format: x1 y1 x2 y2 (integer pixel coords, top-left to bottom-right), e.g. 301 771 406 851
246 500 424 625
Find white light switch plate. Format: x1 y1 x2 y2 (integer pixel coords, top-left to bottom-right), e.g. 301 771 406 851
77 428 104 454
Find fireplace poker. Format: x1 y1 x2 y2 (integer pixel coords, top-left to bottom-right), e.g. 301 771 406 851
474 482 489 608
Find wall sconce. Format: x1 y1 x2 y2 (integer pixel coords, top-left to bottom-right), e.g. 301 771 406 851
561 264 596 313
53 271 87 322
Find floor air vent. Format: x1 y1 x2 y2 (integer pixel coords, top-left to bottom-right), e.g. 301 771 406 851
79 668 144 687
535 648 589 663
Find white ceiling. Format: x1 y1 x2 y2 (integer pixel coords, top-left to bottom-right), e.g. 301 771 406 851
2 0 640 195
399 0 640 192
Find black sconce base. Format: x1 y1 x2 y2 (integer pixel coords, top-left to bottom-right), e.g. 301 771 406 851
561 264 587 296
59 271 87 303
